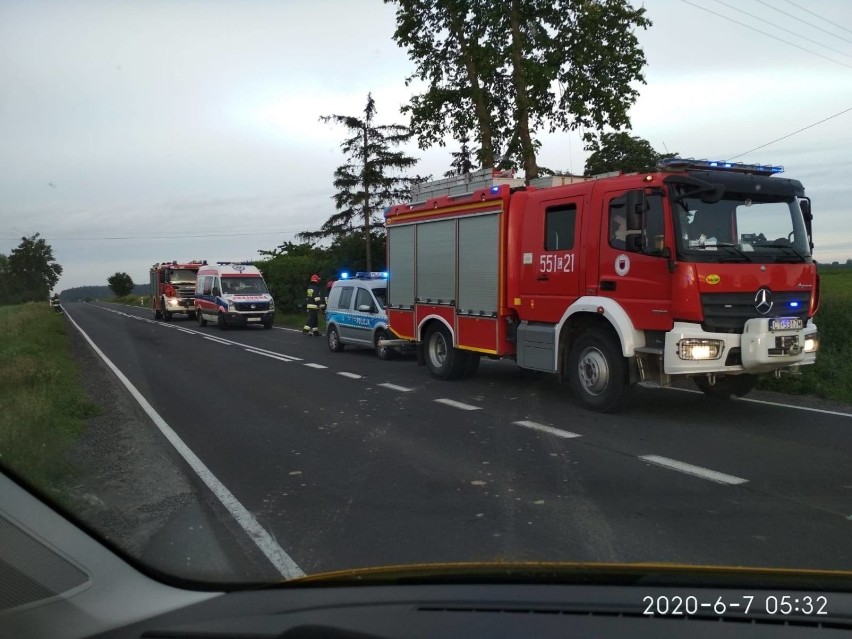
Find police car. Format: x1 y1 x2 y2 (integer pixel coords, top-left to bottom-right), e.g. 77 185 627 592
325 272 401 359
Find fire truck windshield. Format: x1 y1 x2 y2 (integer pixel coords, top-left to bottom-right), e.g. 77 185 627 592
673 192 811 263
166 269 198 284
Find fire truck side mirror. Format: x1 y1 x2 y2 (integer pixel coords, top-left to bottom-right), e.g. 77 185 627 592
624 191 647 231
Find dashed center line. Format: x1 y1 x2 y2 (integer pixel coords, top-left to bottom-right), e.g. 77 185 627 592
203 336 231 345
379 383 413 392
244 349 294 363
515 420 580 439
640 455 748 485
434 398 481 411
177 329 195 334
337 372 363 379
304 363 328 369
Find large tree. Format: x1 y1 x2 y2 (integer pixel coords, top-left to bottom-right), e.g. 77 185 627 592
107 272 135 297
3 234 63 304
302 94 420 271
584 132 675 176
387 0 651 181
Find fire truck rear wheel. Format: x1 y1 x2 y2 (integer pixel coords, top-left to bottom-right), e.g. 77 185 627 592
374 328 395 360
566 329 631 413
424 324 465 380
694 374 756 399
197 310 207 327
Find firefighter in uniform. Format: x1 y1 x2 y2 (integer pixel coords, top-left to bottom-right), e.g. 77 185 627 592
303 274 324 336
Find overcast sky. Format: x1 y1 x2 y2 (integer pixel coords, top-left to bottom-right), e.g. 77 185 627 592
2 0 851 291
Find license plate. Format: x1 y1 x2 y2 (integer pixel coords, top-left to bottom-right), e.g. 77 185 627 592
247 317 261 322
770 317 803 331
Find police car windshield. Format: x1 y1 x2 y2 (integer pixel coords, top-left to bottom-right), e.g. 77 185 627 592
223 277 268 294
373 287 387 309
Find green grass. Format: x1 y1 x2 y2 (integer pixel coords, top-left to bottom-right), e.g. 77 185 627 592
274 311 326 332
757 270 852 403
0 303 99 491
111 295 149 308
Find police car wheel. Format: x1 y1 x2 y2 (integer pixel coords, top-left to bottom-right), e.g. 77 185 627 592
566 329 631 413
694 374 756 399
374 329 395 360
327 326 344 352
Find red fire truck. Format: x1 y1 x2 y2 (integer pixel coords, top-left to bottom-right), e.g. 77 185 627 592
384 162 820 412
150 260 206 321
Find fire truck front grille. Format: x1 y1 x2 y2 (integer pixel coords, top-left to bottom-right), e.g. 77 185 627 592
234 302 270 312
700 292 810 333
175 286 195 300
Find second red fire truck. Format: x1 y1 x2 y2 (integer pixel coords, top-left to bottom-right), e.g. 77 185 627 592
383 162 820 412
150 260 205 321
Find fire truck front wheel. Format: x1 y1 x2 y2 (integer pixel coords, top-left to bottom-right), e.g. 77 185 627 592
566 330 631 413
424 324 466 380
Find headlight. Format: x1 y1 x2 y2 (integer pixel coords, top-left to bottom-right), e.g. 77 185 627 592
269 299 275 311
804 332 819 353
228 300 236 311
678 339 723 360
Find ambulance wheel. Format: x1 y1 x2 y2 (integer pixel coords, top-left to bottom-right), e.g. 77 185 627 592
217 312 229 331
424 324 465 380
197 310 207 327
263 318 273 329
566 329 631 413
694 374 756 399
327 326 344 352
374 328 395 360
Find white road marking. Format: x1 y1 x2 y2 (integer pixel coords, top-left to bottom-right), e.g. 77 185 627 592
435 398 482 411
63 310 304 579
665 386 852 418
379 383 413 392
178 329 195 335
236 345 301 362
304 363 328 369
204 336 231 345
514 420 581 439
640 455 748 485
337 372 363 379
244 349 294 363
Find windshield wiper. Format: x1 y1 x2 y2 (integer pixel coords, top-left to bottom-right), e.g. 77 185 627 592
695 242 753 262
756 243 808 262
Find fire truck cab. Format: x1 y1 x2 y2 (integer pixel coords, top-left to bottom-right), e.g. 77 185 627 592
384 163 820 412
150 260 205 321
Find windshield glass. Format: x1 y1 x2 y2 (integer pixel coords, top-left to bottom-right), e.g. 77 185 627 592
166 269 198 284
2 0 851 601
673 189 811 261
222 277 268 294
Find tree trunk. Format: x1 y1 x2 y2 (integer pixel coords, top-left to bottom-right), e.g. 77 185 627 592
508 0 538 182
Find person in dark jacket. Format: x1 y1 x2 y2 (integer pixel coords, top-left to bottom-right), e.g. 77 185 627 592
303 274 324 336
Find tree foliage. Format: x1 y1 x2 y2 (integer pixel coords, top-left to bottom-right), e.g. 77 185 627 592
302 93 420 271
107 272 135 297
387 0 652 181
583 132 676 175
0 234 63 305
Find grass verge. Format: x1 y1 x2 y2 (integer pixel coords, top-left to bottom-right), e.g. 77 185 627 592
0 303 99 491
756 270 852 403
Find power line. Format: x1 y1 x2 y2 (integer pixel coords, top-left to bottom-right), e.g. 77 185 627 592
756 0 852 45
782 0 852 37
729 105 852 159
714 0 852 60
0 230 302 242
680 0 852 71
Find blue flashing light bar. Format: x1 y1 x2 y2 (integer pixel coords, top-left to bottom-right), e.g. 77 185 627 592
340 272 350 279
353 271 388 279
490 185 500 194
790 301 800 308
659 158 784 176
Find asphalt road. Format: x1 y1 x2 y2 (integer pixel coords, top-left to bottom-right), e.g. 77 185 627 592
63 301 852 580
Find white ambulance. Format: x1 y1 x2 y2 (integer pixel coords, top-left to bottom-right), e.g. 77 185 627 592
194 262 275 330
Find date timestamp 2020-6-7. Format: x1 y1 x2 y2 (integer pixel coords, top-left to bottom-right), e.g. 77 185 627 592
642 594 829 617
